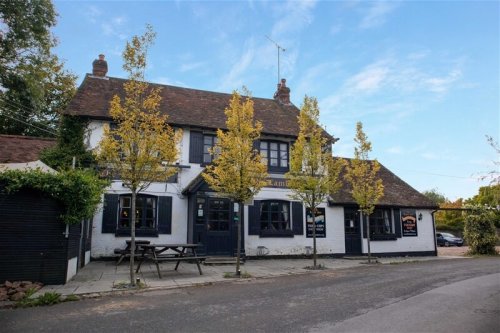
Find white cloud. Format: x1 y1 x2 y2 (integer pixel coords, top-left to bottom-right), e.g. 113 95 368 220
349 66 389 92
271 0 317 37
387 146 402 154
217 42 256 92
359 1 399 29
101 16 128 41
425 69 462 94
179 62 205 73
85 5 101 23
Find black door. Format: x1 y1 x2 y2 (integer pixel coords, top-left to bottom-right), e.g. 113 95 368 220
344 208 362 255
194 197 235 256
206 198 233 255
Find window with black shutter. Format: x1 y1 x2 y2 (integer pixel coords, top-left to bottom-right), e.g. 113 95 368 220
102 194 172 237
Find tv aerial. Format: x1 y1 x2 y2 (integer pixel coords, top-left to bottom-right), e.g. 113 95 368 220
266 35 286 83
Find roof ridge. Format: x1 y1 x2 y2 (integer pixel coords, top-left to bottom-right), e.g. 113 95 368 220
0 134 56 141
85 73 289 104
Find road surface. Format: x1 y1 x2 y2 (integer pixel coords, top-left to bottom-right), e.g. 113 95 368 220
1 257 499 332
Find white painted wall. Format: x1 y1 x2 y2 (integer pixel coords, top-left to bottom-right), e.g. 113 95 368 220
85 250 91 265
66 257 78 282
361 210 435 254
245 187 345 256
87 121 435 257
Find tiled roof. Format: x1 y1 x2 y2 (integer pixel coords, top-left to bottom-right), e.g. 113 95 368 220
329 158 437 208
64 74 334 140
0 135 56 163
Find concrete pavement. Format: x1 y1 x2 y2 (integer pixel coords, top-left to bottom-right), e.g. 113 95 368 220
34 255 462 298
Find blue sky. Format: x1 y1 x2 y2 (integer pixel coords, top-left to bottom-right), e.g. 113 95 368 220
52 0 499 201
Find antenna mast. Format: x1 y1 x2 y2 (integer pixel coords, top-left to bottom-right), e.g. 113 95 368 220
266 35 286 83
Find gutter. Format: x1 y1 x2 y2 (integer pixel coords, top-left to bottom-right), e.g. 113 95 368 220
431 210 438 256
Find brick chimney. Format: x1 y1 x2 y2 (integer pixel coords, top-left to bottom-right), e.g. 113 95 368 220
92 54 108 77
273 78 291 105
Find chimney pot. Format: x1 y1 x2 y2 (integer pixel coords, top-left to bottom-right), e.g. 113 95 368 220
92 54 108 77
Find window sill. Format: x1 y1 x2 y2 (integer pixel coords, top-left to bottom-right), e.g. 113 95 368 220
260 230 294 238
115 229 159 237
371 234 397 241
268 167 289 174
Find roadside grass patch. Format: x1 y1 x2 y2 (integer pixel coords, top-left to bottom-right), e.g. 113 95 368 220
16 291 77 308
113 280 146 289
223 271 252 279
304 264 327 270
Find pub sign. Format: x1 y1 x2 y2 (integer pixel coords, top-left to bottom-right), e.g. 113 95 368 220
401 209 418 237
306 208 326 238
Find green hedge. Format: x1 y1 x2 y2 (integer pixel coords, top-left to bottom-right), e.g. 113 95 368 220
463 209 498 255
0 169 108 225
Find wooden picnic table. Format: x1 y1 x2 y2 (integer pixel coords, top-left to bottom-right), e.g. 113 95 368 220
114 240 151 265
135 243 206 278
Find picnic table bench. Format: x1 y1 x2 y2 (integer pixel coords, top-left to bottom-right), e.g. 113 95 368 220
114 240 151 265
135 243 206 278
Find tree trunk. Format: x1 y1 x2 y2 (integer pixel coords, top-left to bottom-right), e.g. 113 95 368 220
235 202 242 276
312 210 317 268
130 190 137 286
366 212 372 264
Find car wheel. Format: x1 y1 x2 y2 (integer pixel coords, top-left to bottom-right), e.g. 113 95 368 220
457 244 463 247
444 241 450 247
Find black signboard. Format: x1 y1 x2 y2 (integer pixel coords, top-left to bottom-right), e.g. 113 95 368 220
401 209 418 237
306 208 326 238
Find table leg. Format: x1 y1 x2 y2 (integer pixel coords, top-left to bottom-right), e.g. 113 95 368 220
153 251 162 279
174 247 187 271
135 248 147 273
195 259 203 275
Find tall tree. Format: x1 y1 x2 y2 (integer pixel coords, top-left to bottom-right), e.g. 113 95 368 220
202 89 268 276
95 25 182 286
345 122 384 263
285 96 344 269
422 188 447 206
0 0 76 136
480 135 500 185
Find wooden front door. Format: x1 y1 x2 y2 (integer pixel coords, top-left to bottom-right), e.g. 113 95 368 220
344 208 362 255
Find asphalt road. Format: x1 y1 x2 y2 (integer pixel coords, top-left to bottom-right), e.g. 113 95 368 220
1 258 499 333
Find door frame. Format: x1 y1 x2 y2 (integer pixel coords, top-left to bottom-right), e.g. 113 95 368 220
192 193 244 256
344 207 362 255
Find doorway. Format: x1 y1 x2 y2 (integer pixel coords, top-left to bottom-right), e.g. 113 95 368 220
194 196 237 256
344 208 362 255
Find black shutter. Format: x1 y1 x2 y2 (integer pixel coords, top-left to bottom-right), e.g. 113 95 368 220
394 209 402 238
248 200 261 235
102 194 118 233
292 202 304 235
189 131 203 163
158 196 172 234
362 213 367 239
253 139 260 151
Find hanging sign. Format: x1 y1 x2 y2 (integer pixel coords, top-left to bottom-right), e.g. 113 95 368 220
306 208 326 238
401 209 418 237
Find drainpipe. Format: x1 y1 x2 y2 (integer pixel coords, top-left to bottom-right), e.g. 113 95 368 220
431 210 438 256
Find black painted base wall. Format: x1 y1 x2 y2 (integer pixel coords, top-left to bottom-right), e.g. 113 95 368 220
0 189 81 285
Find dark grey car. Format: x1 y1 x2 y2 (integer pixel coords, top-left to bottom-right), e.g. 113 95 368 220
436 232 464 247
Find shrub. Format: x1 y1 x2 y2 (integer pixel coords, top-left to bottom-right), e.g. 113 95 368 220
463 209 498 255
